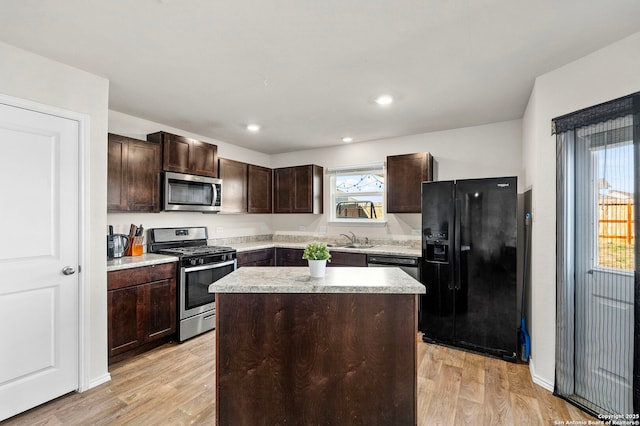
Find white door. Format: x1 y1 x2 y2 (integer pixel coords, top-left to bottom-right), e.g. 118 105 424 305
574 116 634 414
575 270 633 413
0 101 79 421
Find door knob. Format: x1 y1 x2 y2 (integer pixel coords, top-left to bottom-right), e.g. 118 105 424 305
62 266 76 276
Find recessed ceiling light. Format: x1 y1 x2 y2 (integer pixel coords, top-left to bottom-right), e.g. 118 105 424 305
375 95 394 106
342 137 353 143
247 124 260 132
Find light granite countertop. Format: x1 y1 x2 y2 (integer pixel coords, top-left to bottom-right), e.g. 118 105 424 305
209 266 425 294
106 241 420 272
232 241 421 257
107 253 179 272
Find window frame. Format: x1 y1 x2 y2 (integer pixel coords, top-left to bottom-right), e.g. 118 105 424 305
328 163 387 226
579 117 636 274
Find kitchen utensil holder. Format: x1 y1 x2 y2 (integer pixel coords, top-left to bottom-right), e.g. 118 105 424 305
128 236 144 256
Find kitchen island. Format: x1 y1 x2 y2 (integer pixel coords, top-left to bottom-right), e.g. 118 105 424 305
209 266 425 425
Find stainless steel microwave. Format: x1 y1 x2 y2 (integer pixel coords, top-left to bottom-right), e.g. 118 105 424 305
164 171 222 212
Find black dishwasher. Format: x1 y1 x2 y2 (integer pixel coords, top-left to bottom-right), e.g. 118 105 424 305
366 254 420 280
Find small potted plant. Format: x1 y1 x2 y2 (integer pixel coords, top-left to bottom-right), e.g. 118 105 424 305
302 242 331 278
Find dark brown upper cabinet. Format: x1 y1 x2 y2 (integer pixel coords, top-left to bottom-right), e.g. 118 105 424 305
219 158 248 213
147 131 218 178
386 152 433 213
219 159 273 214
273 165 323 214
248 164 273 214
107 133 161 213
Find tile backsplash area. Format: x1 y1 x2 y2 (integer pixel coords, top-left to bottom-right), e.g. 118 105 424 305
207 234 274 246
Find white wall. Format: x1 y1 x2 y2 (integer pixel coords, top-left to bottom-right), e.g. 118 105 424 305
0 42 110 386
271 120 523 238
522 31 640 389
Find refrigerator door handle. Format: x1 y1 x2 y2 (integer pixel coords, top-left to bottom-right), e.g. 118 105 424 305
443 263 454 290
454 198 462 291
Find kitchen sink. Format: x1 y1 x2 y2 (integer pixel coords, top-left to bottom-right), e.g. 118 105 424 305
328 232 375 249
327 243 376 249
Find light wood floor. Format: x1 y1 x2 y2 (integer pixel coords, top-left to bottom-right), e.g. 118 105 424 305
5 332 594 425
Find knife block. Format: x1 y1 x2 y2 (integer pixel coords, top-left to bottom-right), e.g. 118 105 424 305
128 236 144 256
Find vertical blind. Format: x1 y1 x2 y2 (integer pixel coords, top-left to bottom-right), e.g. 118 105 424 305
554 92 639 417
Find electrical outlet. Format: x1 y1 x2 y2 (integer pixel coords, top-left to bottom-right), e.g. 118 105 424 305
318 226 327 234
215 227 224 234
298 225 306 231
411 229 421 236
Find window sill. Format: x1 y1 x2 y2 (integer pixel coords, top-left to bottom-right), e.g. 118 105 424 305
328 219 387 227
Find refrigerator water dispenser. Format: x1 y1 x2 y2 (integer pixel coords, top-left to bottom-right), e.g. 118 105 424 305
425 242 448 262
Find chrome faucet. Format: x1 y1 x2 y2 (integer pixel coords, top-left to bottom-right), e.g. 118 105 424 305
340 231 357 245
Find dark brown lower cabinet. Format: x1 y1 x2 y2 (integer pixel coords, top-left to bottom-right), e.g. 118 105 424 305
275 247 367 267
107 263 177 363
275 248 306 266
216 292 417 425
237 248 275 267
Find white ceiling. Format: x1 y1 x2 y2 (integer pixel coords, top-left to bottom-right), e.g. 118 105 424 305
1 1 640 154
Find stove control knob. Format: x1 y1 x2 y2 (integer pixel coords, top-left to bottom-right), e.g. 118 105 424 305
190 259 197 266
198 258 205 265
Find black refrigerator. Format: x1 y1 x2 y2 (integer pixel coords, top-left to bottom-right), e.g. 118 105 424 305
420 177 517 361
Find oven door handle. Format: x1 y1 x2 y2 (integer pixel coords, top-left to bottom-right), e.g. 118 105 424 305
183 259 236 273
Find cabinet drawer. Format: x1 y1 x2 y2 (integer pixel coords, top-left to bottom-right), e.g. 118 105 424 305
237 248 274 266
108 262 177 290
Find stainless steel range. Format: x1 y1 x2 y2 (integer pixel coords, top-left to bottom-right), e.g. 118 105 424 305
148 227 237 342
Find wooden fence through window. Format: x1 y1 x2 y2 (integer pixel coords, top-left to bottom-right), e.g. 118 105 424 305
599 201 635 244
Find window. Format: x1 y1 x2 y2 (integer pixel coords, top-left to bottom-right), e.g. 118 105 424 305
329 164 385 224
570 116 635 272
591 126 635 271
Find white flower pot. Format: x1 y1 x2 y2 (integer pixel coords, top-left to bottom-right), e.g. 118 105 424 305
308 259 327 278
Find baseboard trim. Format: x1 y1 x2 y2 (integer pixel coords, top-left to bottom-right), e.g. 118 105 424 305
82 373 111 392
529 357 554 392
